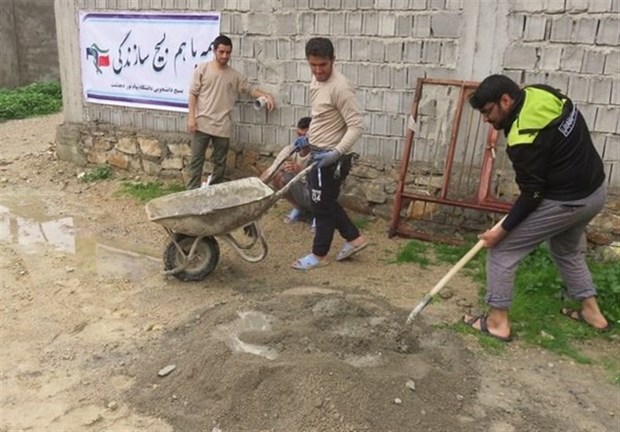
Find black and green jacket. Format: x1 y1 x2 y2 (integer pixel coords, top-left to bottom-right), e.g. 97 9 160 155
502 85 605 231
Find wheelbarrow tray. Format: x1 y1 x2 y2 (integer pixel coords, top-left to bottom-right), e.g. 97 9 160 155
145 177 276 237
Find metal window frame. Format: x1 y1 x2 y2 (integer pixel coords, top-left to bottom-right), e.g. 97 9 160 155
389 77 511 242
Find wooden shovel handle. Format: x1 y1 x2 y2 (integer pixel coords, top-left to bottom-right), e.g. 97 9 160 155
405 216 506 323
427 216 506 297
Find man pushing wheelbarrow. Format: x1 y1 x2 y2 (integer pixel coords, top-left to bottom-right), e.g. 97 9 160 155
290 37 369 271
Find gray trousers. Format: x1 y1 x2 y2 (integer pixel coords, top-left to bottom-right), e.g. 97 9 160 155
486 183 606 310
186 131 229 190
282 172 312 212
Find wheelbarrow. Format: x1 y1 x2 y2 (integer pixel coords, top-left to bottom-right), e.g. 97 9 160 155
145 150 312 281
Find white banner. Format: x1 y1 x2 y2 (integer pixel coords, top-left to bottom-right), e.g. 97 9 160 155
79 12 220 112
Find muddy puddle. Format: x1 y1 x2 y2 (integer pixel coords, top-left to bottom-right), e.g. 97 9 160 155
0 194 160 281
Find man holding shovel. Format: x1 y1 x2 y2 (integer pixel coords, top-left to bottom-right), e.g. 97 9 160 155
464 74 609 341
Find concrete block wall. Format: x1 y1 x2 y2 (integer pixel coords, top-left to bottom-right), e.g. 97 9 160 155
1 0 59 88
54 0 619 186
56 0 466 160
503 0 620 186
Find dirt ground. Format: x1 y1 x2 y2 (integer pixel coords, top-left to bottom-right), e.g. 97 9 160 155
1 114 618 432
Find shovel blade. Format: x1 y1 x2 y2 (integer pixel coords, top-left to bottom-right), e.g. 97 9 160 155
405 294 432 324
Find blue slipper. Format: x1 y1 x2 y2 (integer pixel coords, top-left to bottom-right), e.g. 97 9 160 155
336 241 369 261
284 208 302 224
291 253 327 270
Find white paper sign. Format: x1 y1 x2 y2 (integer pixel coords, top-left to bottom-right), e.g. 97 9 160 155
79 11 220 112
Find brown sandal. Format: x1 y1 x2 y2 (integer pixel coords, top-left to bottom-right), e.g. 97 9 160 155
560 308 611 332
463 314 513 342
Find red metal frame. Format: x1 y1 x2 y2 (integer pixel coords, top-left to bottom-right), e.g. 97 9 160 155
389 78 511 240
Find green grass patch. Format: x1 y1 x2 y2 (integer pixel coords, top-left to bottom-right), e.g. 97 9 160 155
78 165 112 182
509 246 618 361
433 236 484 266
395 239 431 267
120 180 185 202
0 82 62 121
397 239 619 362
352 216 371 230
396 237 485 273
589 260 620 322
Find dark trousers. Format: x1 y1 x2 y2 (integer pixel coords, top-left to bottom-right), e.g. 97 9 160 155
186 131 229 189
308 155 359 256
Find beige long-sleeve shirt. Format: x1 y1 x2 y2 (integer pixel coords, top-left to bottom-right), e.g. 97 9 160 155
307 69 363 154
189 61 255 138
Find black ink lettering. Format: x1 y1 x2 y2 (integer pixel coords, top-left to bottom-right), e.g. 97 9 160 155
152 34 168 73
174 41 187 75
113 31 132 75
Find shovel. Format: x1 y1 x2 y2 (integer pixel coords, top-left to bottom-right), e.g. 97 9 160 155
405 216 507 324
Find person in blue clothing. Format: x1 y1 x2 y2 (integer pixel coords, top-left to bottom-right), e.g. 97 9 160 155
260 116 315 228
464 74 609 341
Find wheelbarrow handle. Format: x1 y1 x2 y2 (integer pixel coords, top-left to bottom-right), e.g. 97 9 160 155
262 144 297 185
273 162 316 201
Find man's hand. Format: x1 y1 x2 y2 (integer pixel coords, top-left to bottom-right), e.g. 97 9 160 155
283 161 301 174
264 94 276 111
187 117 197 133
255 93 276 111
479 226 508 248
314 149 341 167
293 136 309 152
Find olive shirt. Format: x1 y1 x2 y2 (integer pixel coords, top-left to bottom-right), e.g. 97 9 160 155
307 69 364 155
189 61 255 138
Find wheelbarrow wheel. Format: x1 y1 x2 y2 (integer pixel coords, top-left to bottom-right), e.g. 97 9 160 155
163 235 220 281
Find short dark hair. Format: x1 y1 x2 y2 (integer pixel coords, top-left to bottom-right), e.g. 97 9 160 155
305 37 334 60
297 116 311 129
469 74 521 109
212 34 232 51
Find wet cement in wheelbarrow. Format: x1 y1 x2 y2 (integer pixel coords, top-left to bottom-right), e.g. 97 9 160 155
124 287 530 432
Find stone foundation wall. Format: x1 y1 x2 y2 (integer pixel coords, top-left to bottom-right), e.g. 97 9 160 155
56 121 399 216
56 121 620 247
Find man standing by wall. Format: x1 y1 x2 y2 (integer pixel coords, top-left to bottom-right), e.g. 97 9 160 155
465 74 609 341
186 34 276 189
292 37 368 270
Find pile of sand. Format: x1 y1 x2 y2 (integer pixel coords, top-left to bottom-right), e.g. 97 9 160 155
127 288 481 432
